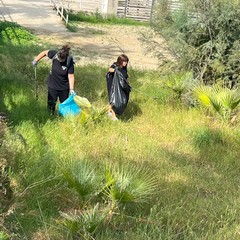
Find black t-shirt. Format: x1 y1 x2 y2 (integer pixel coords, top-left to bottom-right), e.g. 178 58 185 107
47 50 74 90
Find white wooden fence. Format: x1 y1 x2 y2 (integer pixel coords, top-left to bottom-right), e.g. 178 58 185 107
117 0 154 21
50 0 69 25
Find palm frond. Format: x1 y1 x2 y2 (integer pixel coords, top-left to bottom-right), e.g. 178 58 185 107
61 160 103 200
193 84 240 122
60 203 107 235
164 71 195 98
103 164 158 204
193 85 212 107
209 97 221 113
220 89 240 110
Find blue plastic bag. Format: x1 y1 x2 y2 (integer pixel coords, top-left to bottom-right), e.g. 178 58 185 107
58 94 81 117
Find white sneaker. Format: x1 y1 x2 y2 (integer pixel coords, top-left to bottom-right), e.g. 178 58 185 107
107 111 118 121
112 116 118 121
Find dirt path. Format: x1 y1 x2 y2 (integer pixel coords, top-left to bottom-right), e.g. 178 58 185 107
37 23 173 70
1 0 172 70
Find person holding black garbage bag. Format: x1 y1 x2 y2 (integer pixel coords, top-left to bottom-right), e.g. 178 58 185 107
106 54 131 120
32 44 75 115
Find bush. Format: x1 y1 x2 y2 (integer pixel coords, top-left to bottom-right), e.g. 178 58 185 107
152 1 240 85
0 21 36 45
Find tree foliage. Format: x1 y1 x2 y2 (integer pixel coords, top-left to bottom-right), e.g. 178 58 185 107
153 0 240 85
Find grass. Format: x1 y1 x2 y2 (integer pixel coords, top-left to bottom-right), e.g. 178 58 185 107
1 21 240 239
68 11 149 26
0 21 36 45
67 11 149 32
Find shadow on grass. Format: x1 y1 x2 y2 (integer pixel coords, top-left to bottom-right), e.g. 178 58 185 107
1 75 51 126
119 101 143 122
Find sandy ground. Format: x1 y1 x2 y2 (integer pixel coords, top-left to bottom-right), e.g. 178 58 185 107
36 23 174 70
0 0 173 69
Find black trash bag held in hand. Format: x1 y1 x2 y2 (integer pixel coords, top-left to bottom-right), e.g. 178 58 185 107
109 67 132 115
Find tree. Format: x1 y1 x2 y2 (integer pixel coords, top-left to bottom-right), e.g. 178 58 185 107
152 0 240 85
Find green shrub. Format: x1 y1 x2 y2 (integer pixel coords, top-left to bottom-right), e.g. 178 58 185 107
0 21 36 45
153 1 240 85
192 127 223 148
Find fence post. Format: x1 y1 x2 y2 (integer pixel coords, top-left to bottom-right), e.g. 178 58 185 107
66 13 69 25
79 0 82 10
124 0 127 17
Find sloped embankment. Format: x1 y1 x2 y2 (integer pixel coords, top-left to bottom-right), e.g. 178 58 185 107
0 113 13 234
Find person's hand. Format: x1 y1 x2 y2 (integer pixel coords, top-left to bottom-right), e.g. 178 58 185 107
32 60 38 67
70 89 76 95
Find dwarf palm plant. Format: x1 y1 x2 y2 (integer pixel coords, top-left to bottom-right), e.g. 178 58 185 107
59 162 158 237
59 203 107 238
103 164 158 206
164 71 195 100
193 85 240 122
60 160 103 202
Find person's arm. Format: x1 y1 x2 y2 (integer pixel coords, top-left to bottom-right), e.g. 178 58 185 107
108 67 115 73
32 50 49 66
34 50 49 62
68 73 75 92
108 63 116 73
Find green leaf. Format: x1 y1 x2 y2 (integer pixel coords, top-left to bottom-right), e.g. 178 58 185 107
193 85 212 107
103 164 158 204
60 160 103 200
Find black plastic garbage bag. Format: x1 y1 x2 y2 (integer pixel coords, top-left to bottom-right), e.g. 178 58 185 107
109 67 132 115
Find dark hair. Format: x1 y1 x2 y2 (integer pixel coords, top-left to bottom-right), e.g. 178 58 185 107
116 54 129 67
57 44 71 62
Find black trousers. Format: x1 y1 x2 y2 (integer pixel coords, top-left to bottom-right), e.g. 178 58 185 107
48 87 69 114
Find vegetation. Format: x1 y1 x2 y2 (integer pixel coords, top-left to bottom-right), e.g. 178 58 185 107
153 0 240 86
1 19 240 240
0 22 36 45
67 10 148 33
193 85 240 122
69 10 148 25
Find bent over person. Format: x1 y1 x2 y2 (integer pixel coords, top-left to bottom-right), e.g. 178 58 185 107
32 44 75 115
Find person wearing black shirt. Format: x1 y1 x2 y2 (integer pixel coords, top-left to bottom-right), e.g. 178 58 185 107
32 45 75 114
106 54 129 120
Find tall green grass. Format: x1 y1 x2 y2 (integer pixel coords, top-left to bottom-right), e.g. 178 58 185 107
67 10 148 32
68 11 148 26
1 21 240 239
